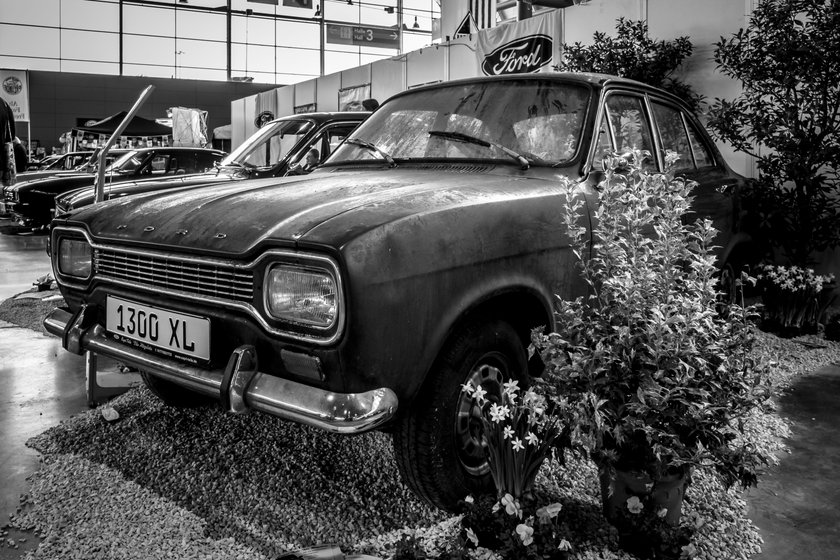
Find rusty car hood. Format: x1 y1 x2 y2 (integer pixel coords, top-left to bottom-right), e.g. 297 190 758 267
65 166 572 255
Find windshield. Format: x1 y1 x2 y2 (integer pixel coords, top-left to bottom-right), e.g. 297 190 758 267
327 80 590 166
220 119 314 169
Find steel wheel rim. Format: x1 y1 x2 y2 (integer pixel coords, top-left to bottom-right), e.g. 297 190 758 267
455 358 506 477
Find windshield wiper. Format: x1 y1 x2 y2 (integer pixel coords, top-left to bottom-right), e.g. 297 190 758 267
428 130 530 170
345 138 396 167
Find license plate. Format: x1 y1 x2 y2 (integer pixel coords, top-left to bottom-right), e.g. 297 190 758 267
106 296 210 361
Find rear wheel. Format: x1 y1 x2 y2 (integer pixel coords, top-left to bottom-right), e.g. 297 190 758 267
393 319 527 511
140 371 211 408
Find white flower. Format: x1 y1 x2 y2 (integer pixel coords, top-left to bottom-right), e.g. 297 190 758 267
464 494 474 504
525 432 539 446
515 523 534 546
626 496 644 514
461 381 475 395
558 539 572 551
511 437 525 452
501 493 522 518
465 527 479 546
489 403 508 423
503 379 520 395
503 425 515 439
536 502 562 523
473 385 488 404
657 507 668 518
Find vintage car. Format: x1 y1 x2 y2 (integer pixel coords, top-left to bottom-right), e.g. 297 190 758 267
52 111 368 216
44 73 749 511
4 147 225 229
22 150 95 176
1 150 128 218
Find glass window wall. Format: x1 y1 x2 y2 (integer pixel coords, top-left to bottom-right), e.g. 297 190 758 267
0 0 437 85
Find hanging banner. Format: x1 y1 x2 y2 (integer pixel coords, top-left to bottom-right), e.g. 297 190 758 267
476 11 561 76
338 84 371 111
0 69 30 122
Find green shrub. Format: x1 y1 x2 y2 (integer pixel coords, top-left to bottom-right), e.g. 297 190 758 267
532 150 773 488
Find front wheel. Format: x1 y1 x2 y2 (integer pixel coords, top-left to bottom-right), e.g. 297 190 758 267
392 319 527 511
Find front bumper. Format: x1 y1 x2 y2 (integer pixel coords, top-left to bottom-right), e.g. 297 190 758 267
44 306 398 433
5 202 39 227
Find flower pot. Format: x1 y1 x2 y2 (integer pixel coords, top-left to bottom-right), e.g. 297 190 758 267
598 467 691 559
598 467 688 527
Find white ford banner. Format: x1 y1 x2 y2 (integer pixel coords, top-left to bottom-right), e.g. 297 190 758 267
476 11 562 76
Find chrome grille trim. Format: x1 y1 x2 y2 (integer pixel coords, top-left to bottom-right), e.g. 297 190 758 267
95 248 254 302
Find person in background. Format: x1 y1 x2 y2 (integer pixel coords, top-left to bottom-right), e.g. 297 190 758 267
287 148 320 176
13 137 28 172
1 97 20 185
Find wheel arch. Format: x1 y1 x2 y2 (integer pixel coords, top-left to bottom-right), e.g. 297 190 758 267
401 285 553 413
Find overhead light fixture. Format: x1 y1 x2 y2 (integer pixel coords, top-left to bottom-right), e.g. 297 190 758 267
314 3 321 16
412 15 420 28
346 0 352 4
384 6 395 13
178 0 188 3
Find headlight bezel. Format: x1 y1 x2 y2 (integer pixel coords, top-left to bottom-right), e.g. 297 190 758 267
262 259 343 333
56 233 93 281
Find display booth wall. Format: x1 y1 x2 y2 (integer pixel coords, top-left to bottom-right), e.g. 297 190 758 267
231 0 756 178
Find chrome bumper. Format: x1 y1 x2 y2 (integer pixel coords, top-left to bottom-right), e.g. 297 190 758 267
44 306 398 433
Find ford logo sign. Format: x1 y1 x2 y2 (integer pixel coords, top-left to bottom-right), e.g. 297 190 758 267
481 34 554 76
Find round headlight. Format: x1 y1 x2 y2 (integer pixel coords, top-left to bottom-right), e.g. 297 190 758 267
264 265 337 328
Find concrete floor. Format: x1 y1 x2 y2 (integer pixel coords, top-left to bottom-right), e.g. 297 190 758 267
0 219 138 558
0 225 51 302
0 218 839 559
745 365 840 559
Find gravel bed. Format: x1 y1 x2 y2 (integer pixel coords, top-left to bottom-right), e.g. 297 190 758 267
7 320 840 559
0 289 62 334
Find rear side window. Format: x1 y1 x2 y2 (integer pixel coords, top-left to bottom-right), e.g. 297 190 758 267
652 102 716 171
651 102 694 171
685 121 714 168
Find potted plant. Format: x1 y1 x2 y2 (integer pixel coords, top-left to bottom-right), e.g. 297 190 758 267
755 263 836 336
531 151 773 558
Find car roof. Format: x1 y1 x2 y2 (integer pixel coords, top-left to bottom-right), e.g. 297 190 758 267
386 72 691 109
266 111 370 126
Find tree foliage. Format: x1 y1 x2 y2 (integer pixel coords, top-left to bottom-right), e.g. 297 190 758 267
707 0 840 265
558 18 700 110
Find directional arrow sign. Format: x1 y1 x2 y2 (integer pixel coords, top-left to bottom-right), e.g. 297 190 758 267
326 23 400 49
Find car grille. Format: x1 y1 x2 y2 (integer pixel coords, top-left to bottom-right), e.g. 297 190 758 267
94 248 254 302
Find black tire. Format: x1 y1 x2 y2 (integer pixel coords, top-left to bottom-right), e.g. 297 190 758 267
392 319 528 511
140 370 211 408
